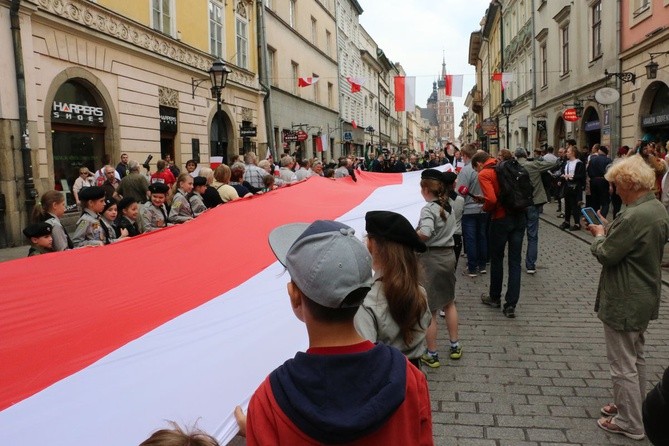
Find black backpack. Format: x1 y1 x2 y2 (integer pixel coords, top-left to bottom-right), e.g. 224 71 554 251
494 159 534 213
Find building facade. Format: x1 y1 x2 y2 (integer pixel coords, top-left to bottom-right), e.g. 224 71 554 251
0 0 265 245
263 0 339 162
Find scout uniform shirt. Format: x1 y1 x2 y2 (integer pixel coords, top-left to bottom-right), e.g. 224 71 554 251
168 190 194 224
141 201 170 232
72 208 106 247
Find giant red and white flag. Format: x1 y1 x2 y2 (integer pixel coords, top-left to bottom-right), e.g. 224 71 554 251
394 76 416 112
492 72 514 90
346 76 364 93
298 76 319 87
0 170 438 446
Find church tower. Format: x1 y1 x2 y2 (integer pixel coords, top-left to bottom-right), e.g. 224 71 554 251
436 56 455 144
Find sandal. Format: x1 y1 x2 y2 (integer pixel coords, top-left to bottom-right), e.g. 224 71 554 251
600 403 618 417
597 416 645 440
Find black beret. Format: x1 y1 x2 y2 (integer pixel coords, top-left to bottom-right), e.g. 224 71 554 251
117 197 137 212
23 222 52 238
78 186 106 201
148 182 170 194
442 171 457 186
365 210 426 253
421 169 443 181
599 146 609 155
193 176 207 187
102 198 117 213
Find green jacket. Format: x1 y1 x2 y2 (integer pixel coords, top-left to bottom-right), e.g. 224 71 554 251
591 193 669 331
518 157 561 206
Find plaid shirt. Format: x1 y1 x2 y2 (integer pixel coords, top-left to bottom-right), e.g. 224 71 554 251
244 164 267 189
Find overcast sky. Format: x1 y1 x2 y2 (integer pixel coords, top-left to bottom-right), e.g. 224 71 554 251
359 0 491 136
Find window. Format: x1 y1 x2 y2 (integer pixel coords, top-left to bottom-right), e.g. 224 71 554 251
591 1 602 59
268 47 276 86
291 61 299 95
313 73 320 103
289 0 296 28
328 82 333 108
326 30 332 56
209 1 224 58
236 18 249 69
311 16 317 45
152 0 172 35
560 25 569 75
540 43 547 87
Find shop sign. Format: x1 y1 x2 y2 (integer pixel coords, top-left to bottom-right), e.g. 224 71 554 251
240 126 257 137
481 118 497 133
284 132 299 142
159 106 178 133
52 101 104 126
296 130 308 142
642 113 669 128
584 120 601 131
562 108 579 122
343 131 353 141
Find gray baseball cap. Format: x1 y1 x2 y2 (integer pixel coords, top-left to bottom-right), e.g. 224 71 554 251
268 220 373 308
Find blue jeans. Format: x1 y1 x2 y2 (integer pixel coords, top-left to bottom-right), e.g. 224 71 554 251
525 205 542 270
462 213 488 273
489 213 527 309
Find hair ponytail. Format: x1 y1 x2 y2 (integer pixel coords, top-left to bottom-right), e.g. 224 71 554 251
32 190 64 223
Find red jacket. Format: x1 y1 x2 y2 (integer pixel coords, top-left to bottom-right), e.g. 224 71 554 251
478 158 505 220
246 342 433 446
150 169 176 187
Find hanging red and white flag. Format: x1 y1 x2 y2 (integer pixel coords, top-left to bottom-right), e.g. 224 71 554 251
0 167 444 446
394 76 416 112
346 76 364 93
492 72 514 90
351 119 358 129
298 76 319 87
315 134 328 152
444 74 464 97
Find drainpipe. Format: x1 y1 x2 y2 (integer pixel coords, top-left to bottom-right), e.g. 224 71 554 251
614 0 622 152
10 0 37 220
256 1 276 160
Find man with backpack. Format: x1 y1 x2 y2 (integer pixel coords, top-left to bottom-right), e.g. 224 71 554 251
471 151 530 318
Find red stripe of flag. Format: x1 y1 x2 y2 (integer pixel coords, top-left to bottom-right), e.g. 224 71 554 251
394 76 406 112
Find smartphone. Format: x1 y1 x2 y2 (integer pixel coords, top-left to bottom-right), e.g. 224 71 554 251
581 207 603 226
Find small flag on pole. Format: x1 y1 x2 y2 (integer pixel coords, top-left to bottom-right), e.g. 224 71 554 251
298 76 319 87
394 76 416 112
346 76 364 93
444 74 464 97
492 72 514 90
316 134 328 152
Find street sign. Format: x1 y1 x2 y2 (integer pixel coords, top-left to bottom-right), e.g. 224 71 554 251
240 126 257 137
296 130 308 141
481 118 497 133
343 131 353 141
284 132 299 142
563 108 579 122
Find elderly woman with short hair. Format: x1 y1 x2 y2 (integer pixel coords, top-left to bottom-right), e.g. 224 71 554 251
587 154 669 441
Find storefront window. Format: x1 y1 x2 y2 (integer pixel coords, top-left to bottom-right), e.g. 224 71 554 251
51 80 106 207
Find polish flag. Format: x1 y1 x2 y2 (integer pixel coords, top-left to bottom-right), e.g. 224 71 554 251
0 169 440 446
298 76 319 87
346 76 364 93
492 72 514 90
315 134 328 152
351 119 358 129
394 76 416 112
444 74 464 97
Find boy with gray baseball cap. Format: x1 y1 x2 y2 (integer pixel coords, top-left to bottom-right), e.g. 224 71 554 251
235 220 433 445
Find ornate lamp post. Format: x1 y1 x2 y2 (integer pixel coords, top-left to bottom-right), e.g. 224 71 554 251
501 98 512 149
209 59 232 164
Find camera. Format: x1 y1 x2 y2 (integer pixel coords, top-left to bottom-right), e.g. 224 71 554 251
142 154 153 170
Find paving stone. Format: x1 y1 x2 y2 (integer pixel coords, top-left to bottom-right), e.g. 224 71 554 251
485 426 526 440
526 428 568 442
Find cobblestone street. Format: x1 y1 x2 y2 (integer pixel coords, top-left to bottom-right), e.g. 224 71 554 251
428 205 668 445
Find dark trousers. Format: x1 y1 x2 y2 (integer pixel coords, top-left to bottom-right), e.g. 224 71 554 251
564 186 581 225
590 178 611 218
489 213 526 309
462 213 488 273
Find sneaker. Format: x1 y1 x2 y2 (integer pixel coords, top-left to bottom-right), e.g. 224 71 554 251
597 416 645 440
559 221 570 230
466 270 477 278
478 268 487 274
503 306 516 318
439 309 445 317
527 269 536 274
449 345 462 360
570 224 581 231
480 294 501 308
420 353 440 368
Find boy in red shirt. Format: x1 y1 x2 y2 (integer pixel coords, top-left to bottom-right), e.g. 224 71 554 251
234 220 433 445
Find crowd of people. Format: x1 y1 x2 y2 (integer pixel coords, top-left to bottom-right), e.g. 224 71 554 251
19 141 669 445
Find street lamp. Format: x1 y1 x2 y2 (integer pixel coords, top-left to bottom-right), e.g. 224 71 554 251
501 98 512 149
209 59 232 164
645 52 669 79
365 126 375 158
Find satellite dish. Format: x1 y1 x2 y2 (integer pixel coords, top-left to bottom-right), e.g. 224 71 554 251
595 87 620 105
